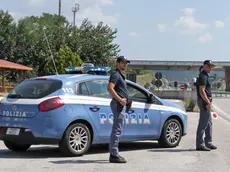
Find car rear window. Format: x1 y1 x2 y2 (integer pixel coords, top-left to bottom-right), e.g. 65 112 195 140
7 79 62 99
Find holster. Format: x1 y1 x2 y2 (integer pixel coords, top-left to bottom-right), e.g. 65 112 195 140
126 100 132 112
116 100 133 113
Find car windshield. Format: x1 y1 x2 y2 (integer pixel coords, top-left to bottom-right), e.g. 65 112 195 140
7 79 62 99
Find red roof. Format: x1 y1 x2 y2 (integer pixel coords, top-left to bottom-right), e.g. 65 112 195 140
0 59 32 71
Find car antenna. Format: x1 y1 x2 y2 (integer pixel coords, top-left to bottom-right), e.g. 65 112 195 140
42 27 59 75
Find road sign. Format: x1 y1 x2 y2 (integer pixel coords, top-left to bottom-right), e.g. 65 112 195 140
155 72 162 80
155 80 163 87
174 81 178 88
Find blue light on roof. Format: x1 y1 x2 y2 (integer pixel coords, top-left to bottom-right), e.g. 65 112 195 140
83 66 111 72
65 65 111 75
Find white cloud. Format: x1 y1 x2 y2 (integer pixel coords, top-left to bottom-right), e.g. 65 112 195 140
7 0 118 26
9 12 25 21
198 32 212 43
215 20 225 28
27 0 45 7
175 8 209 35
100 0 113 5
73 3 118 25
157 24 167 32
128 32 139 37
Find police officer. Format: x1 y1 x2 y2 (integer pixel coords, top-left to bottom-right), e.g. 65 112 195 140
196 60 217 151
107 56 130 163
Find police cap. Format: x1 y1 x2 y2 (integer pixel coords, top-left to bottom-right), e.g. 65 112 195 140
203 60 215 67
117 56 130 63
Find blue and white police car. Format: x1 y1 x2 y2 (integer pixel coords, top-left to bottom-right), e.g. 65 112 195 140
0 66 187 156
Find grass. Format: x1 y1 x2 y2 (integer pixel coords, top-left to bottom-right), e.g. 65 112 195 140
136 74 154 87
0 92 8 97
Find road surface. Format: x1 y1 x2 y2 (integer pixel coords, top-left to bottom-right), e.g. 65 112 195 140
0 111 230 172
212 98 230 121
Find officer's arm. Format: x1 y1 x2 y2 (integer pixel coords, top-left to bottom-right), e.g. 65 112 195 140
107 73 123 102
199 75 211 104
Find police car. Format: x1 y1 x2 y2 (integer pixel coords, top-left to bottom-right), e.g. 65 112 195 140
0 66 187 156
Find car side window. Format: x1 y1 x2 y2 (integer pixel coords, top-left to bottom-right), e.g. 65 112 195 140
127 84 148 103
78 80 111 98
78 82 89 95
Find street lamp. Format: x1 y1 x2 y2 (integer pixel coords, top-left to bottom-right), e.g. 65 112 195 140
72 3 80 26
59 0 61 16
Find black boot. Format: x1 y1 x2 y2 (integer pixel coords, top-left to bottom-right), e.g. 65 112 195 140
196 145 210 151
109 154 127 163
207 144 217 150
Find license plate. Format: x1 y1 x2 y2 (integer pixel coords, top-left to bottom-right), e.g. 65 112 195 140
6 128 20 135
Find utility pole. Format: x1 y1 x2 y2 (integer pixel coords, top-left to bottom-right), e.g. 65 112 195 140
59 0 61 16
72 3 80 26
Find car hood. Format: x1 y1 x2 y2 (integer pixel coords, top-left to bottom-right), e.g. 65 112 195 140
156 97 185 111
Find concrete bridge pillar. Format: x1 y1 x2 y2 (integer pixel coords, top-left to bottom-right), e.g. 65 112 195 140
225 67 230 91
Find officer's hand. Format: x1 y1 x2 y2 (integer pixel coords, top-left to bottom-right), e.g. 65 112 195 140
206 103 211 111
120 98 127 106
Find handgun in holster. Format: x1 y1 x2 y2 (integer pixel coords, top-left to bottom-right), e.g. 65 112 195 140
116 100 133 114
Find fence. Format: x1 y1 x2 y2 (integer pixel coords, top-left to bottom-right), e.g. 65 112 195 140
0 86 14 93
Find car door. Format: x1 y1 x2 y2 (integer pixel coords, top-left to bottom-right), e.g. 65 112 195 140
77 79 120 141
123 83 161 140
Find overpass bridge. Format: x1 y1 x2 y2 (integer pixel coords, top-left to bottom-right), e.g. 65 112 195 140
128 60 230 91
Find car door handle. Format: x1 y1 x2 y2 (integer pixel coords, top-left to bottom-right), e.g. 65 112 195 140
126 109 135 114
89 106 100 112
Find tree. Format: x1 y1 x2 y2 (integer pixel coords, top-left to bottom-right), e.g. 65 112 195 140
43 47 83 75
0 10 17 61
68 19 120 66
0 11 120 79
14 13 71 76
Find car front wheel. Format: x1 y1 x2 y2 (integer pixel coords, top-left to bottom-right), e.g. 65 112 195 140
158 118 182 148
3 140 31 151
59 123 91 157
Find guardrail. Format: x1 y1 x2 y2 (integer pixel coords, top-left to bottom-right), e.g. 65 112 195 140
212 91 230 97
152 90 230 99
152 90 197 101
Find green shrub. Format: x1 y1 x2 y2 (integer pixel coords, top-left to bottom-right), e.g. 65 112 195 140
184 99 191 111
193 104 200 112
184 98 199 112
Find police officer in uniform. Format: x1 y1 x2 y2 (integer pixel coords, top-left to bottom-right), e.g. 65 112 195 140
107 56 130 163
196 60 217 151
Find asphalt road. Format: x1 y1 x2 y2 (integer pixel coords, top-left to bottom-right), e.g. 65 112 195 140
0 111 230 172
212 98 230 121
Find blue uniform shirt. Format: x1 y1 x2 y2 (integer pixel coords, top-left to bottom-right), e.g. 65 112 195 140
197 70 212 99
109 68 128 100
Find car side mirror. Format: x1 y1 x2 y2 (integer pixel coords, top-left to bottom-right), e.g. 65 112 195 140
149 94 156 103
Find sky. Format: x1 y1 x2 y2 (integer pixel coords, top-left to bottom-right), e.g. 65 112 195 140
1 0 230 61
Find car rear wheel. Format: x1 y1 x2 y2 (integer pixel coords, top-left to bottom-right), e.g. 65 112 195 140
3 140 31 151
158 118 182 148
59 123 91 157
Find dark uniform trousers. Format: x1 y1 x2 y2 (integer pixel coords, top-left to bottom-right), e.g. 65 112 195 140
196 98 213 148
109 99 126 156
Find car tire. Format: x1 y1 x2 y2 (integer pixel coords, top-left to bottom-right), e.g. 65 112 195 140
3 140 31 151
158 118 182 148
59 123 92 157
